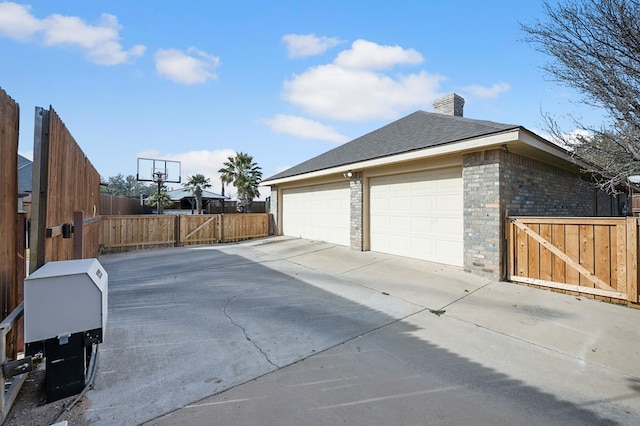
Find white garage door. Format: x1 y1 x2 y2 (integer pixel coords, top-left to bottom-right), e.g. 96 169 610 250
282 182 350 246
369 168 463 266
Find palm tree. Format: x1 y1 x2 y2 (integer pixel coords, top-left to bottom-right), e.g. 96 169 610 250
146 188 173 214
184 174 211 214
218 152 262 213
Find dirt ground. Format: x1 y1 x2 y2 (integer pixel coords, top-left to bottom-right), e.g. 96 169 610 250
4 368 90 426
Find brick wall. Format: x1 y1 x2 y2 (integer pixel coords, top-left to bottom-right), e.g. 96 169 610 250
463 150 502 277
349 173 364 250
462 149 615 279
500 153 597 216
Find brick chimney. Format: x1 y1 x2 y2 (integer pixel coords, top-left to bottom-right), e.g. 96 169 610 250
433 93 464 117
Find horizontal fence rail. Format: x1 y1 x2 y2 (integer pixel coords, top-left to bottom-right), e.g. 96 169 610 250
0 303 28 424
101 213 272 252
507 216 639 304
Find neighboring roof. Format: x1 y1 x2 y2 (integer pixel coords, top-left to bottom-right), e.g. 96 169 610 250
264 111 520 182
17 154 33 192
166 188 228 201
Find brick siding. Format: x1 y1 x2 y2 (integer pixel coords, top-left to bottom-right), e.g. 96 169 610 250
463 149 615 279
350 173 364 250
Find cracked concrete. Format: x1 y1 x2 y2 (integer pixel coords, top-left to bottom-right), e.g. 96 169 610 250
223 296 280 369
84 238 420 425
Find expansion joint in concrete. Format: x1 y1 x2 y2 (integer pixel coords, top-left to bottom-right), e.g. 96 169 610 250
223 296 280 369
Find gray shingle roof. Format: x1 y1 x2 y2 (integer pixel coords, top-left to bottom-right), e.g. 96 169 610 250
166 188 227 201
17 154 33 192
265 110 520 181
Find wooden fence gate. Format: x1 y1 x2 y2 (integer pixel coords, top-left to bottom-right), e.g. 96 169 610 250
507 216 639 304
100 214 272 252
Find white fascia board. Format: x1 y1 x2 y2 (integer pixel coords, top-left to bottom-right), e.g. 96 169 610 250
516 129 587 166
262 129 529 186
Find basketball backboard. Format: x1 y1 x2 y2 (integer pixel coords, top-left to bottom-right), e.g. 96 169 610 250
137 158 182 183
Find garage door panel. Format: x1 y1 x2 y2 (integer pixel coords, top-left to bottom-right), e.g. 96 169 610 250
411 195 435 212
389 235 410 251
410 216 434 234
437 193 463 209
370 168 463 266
282 182 350 246
389 217 411 233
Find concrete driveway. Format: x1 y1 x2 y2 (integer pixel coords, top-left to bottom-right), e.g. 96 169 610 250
84 237 640 425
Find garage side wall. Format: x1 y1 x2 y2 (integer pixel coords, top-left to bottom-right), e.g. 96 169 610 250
463 149 617 280
501 153 598 217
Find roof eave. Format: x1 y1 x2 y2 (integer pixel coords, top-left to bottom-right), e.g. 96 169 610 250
262 128 524 186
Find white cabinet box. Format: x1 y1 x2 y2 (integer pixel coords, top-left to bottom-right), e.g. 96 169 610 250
25 258 108 343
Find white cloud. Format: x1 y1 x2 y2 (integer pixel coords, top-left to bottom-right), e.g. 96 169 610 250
42 13 145 65
284 63 445 121
334 39 423 70
136 149 236 185
262 114 349 143
0 2 145 65
154 47 220 84
281 39 444 121
278 38 512 133
461 82 511 99
0 2 41 41
282 33 342 58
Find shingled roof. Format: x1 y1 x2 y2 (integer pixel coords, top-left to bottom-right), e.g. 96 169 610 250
17 154 33 193
264 110 520 182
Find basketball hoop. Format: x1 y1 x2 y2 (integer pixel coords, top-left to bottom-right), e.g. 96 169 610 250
153 171 166 183
137 158 181 184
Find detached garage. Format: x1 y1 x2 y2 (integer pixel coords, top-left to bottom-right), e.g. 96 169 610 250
262 94 618 280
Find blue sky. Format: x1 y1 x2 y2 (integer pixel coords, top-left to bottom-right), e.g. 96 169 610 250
0 1 603 197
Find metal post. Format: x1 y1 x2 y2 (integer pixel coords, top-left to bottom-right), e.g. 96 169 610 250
221 183 225 242
157 180 163 214
154 171 165 214
73 211 84 260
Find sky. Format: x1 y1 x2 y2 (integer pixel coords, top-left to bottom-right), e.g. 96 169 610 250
0 1 605 198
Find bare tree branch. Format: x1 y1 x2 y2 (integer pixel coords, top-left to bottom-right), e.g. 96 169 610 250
522 0 640 193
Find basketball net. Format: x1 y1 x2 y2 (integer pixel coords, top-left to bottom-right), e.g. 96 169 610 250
153 171 166 184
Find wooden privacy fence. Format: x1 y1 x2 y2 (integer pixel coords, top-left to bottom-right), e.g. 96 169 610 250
100 213 272 252
0 88 20 324
31 106 101 271
507 216 639 304
100 194 141 215
0 87 28 424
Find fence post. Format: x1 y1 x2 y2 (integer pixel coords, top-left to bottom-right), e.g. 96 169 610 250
220 213 225 243
15 212 25 352
627 217 639 303
74 210 84 260
174 215 181 247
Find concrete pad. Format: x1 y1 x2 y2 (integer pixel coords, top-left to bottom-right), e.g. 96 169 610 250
82 238 640 425
338 253 493 309
85 242 422 425
151 305 638 425
444 280 640 378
